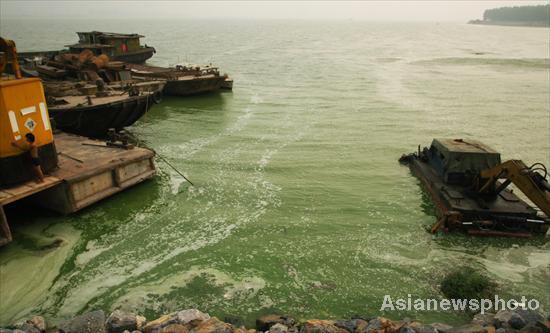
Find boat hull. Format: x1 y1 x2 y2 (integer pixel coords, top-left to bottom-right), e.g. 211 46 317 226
48 94 154 138
111 47 156 64
221 78 233 90
17 46 155 66
163 76 226 96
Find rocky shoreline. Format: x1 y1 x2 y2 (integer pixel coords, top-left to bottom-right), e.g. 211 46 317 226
1 308 549 333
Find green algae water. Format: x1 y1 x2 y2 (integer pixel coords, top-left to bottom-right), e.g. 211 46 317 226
0 19 549 327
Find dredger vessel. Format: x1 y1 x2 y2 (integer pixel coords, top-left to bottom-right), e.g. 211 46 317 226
399 138 550 237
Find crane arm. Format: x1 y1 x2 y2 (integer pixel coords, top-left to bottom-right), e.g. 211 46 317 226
0 37 22 79
479 160 550 217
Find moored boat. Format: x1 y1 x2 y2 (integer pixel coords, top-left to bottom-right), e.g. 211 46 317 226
13 31 156 74
48 91 159 138
66 31 156 64
221 77 233 90
163 74 226 96
128 63 227 96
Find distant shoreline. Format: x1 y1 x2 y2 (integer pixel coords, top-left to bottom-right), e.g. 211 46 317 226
468 19 549 28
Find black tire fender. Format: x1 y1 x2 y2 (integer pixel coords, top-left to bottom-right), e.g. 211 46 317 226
152 90 162 104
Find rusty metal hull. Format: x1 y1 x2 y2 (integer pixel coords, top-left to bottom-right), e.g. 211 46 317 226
111 47 155 64
163 76 226 96
405 156 549 236
17 46 155 66
48 94 153 138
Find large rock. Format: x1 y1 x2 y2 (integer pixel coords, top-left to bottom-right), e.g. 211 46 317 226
335 320 363 333
300 320 347 333
513 310 548 333
106 310 140 333
196 318 234 333
536 321 550 333
449 324 489 333
27 316 46 332
58 310 106 333
142 310 210 332
234 329 257 333
9 322 41 333
356 320 370 333
494 311 526 330
513 310 544 327
364 319 382 333
519 326 542 333
176 310 211 326
406 322 432 333
143 314 175 333
257 315 296 332
472 314 496 327
430 324 453 333
358 318 401 333
510 319 527 330
400 328 416 333
270 324 289 333
137 316 147 330
161 324 190 333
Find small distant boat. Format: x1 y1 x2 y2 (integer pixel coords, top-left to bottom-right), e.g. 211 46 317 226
48 91 160 138
221 77 233 90
128 64 227 96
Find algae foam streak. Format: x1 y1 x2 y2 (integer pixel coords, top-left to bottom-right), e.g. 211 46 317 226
0 20 548 326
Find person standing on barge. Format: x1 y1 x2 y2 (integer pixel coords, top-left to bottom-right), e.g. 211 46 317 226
11 133 45 183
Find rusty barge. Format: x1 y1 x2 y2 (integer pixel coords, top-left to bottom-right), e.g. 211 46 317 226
18 31 155 65
128 64 228 96
31 49 166 138
0 37 157 247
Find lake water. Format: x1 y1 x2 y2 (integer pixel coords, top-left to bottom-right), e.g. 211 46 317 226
0 19 548 327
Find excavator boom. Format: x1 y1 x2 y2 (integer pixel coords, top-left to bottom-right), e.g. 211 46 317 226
479 160 550 217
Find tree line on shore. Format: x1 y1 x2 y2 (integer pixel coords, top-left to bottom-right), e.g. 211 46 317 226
483 4 549 23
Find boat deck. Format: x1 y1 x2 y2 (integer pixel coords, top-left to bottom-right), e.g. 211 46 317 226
411 158 536 216
49 94 132 109
0 132 156 246
0 176 62 206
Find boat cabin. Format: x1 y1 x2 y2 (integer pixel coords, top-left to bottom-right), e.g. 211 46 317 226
427 138 501 185
66 31 145 58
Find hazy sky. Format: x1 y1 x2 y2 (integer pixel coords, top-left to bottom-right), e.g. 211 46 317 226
1 1 548 21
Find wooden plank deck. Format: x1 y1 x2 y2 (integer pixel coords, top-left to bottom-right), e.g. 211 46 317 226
0 176 62 206
0 131 156 246
53 132 154 182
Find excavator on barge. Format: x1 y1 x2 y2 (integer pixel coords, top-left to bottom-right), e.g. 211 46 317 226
399 138 550 238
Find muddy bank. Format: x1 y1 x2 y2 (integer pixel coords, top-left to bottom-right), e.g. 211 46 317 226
1 308 549 333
